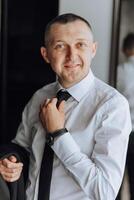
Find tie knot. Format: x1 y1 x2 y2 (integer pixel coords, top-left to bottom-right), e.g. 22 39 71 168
56 89 71 107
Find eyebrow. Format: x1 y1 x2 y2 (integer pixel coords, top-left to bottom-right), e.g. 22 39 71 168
53 39 90 43
76 39 90 42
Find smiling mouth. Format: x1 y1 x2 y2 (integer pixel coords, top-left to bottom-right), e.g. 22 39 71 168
64 64 80 68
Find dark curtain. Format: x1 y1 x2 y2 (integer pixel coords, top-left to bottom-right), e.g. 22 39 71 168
0 0 59 143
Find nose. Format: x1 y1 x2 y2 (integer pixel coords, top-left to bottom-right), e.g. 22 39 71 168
66 46 77 62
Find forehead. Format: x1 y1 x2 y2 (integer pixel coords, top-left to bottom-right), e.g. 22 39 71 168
48 20 93 42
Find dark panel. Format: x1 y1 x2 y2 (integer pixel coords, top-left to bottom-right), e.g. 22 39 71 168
0 0 59 143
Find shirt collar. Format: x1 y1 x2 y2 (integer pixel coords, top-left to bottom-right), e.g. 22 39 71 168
56 69 95 102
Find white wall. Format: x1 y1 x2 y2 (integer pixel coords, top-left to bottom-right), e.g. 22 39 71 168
59 0 113 83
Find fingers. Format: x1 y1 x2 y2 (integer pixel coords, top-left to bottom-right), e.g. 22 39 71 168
39 97 65 133
0 158 23 182
45 97 65 109
41 98 51 109
1 167 23 182
50 98 58 106
41 97 66 109
40 97 65 114
9 155 17 163
45 98 58 107
41 98 58 109
2 158 23 168
45 98 51 106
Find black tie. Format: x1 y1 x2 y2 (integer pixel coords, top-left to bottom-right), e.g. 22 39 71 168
38 90 71 200
56 89 71 107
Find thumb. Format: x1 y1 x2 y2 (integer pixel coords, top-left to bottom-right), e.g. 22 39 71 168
9 155 17 163
58 100 65 112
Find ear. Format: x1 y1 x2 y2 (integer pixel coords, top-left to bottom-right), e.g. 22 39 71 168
40 46 50 63
91 42 97 58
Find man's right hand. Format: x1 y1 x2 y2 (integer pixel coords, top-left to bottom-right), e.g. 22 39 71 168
0 155 23 182
40 98 65 133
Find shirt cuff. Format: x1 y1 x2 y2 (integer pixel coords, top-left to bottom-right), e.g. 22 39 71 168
51 132 81 163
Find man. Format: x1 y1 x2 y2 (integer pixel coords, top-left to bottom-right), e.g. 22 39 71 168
0 13 132 200
117 33 134 199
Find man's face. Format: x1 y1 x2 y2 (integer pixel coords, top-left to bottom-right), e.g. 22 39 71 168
41 20 97 88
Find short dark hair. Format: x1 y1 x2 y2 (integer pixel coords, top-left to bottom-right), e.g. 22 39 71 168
44 13 93 47
123 33 134 51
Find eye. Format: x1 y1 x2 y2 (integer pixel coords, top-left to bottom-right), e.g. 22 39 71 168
54 43 65 50
77 42 88 48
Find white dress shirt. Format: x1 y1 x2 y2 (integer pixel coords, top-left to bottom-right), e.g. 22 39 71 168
13 70 131 200
117 56 134 130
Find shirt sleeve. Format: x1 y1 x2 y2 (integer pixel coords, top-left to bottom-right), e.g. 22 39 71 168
51 94 132 200
12 92 41 151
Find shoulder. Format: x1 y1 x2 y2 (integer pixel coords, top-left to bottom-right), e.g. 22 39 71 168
22 81 57 115
34 82 57 97
93 76 128 106
32 81 56 98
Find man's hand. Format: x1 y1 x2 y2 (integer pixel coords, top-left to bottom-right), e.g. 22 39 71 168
0 155 23 182
40 98 65 133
